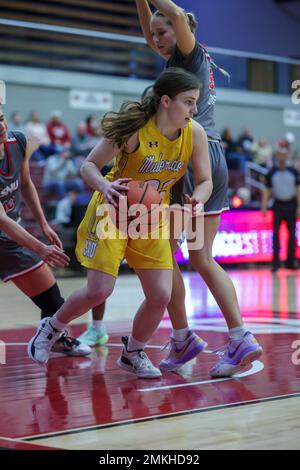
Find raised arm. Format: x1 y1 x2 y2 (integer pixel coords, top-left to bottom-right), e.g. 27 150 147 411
148 0 195 56
135 0 154 49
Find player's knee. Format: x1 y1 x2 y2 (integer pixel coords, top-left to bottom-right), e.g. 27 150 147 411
190 252 214 273
147 288 171 309
30 283 64 316
86 285 113 306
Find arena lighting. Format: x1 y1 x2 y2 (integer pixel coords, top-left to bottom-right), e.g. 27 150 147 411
232 195 243 208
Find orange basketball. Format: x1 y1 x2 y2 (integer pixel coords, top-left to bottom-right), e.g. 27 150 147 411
127 180 161 209
111 180 161 233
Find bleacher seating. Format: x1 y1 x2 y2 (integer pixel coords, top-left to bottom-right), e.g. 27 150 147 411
0 0 157 78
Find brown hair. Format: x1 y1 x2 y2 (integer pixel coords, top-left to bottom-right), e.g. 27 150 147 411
101 67 200 147
153 9 198 34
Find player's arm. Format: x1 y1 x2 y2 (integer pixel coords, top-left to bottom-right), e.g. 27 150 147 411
20 135 63 248
187 122 213 215
80 134 138 206
148 0 195 56
0 202 68 267
135 0 155 50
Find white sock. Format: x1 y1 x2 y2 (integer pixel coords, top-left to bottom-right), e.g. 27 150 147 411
92 320 105 331
126 335 146 354
49 315 67 332
229 326 246 341
172 327 190 342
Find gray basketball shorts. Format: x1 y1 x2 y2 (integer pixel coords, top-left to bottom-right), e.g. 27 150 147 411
171 140 230 215
0 239 44 282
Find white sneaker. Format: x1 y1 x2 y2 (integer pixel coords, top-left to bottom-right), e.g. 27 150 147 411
51 333 92 356
117 336 161 379
28 317 62 364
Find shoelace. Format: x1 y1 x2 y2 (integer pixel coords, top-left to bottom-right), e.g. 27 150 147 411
133 351 153 370
161 340 172 352
59 332 80 347
38 322 60 347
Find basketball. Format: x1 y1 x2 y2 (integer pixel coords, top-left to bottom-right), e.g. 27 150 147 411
111 180 161 233
127 180 161 210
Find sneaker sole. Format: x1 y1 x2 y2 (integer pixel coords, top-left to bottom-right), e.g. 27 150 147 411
210 348 263 378
117 357 162 379
159 341 208 372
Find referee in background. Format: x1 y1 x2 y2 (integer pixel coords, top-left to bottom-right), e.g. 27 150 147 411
261 141 300 272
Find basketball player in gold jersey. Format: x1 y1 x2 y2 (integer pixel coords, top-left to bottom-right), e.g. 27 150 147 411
28 67 213 378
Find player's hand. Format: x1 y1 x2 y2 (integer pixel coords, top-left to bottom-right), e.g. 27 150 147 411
101 178 132 207
26 135 41 156
185 194 204 217
36 244 70 268
42 223 63 249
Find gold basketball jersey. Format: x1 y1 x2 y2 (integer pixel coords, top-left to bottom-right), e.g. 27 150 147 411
106 117 193 204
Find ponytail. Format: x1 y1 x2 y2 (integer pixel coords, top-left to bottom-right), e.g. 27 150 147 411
101 96 159 147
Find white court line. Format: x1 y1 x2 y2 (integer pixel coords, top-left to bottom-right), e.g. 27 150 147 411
137 360 265 392
22 391 300 442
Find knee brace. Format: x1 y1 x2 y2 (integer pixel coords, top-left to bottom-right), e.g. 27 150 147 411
30 283 65 319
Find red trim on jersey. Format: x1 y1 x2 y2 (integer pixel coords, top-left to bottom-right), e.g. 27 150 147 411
0 140 16 177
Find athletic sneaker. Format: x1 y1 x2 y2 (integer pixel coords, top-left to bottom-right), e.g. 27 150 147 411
210 331 263 378
159 331 208 372
117 336 162 379
28 317 62 364
77 325 109 347
51 333 92 356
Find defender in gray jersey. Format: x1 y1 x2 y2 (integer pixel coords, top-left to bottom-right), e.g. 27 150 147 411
133 0 262 377
0 108 91 357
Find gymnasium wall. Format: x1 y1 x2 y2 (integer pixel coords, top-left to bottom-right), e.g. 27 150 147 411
179 0 300 57
2 65 299 145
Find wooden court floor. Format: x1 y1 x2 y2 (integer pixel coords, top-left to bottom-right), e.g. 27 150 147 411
0 268 300 450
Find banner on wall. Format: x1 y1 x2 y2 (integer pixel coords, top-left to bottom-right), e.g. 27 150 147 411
175 210 300 264
69 89 113 111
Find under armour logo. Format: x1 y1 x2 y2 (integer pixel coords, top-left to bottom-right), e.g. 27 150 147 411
149 141 158 148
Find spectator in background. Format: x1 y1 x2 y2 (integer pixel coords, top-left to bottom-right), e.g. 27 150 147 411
43 147 83 198
26 111 51 146
221 127 236 157
261 142 300 272
55 185 81 226
55 186 82 271
236 127 254 158
9 111 25 133
72 121 96 159
47 110 71 148
252 137 273 167
25 111 56 161
86 115 102 137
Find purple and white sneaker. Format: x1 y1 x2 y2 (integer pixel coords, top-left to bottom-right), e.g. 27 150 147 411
159 331 207 372
210 331 263 378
